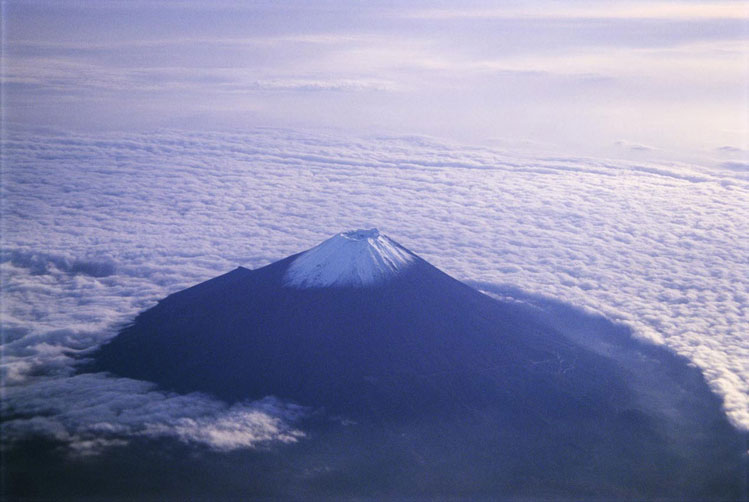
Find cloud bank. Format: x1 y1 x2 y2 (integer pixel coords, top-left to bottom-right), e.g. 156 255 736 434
1 127 747 445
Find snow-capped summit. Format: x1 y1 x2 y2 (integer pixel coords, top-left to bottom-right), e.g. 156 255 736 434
284 229 414 288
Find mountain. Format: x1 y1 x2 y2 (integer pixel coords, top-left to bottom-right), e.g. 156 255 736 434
90 229 744 499
93 229 624 419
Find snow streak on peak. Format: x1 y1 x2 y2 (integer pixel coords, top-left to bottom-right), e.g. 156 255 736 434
284 229 414 288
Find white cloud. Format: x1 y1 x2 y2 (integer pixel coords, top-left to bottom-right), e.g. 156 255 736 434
1 373 306 456
1 127 747 436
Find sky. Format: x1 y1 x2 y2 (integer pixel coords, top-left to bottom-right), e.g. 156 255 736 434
1 0 748 454
2 0 748 163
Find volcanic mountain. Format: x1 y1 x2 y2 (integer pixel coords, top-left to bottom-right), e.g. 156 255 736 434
91 229 744 498
93 229 623 418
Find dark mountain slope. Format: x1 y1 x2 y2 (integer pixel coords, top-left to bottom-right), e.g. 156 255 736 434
87 230 745 499
94 253 628 423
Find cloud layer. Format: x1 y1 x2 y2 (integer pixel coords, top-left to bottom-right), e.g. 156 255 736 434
2 373 305 456
1 127 747 445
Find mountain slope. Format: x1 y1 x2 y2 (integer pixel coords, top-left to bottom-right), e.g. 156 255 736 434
94 231 625 421
89 230 744 499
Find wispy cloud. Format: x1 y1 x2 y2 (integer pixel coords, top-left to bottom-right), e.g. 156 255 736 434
403 2 749 21
3 1 746 158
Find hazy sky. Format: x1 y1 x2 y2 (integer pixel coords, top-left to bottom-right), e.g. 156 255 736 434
3 0 747 163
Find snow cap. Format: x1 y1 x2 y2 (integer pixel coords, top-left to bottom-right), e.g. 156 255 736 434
284 229 414 288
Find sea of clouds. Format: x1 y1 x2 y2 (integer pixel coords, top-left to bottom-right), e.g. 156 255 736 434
1 127 747 454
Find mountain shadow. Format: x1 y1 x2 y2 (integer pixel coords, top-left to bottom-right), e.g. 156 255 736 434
80 230 746 500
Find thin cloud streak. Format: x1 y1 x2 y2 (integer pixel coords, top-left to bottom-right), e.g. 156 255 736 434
403 2 749 21
2 1 747 160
